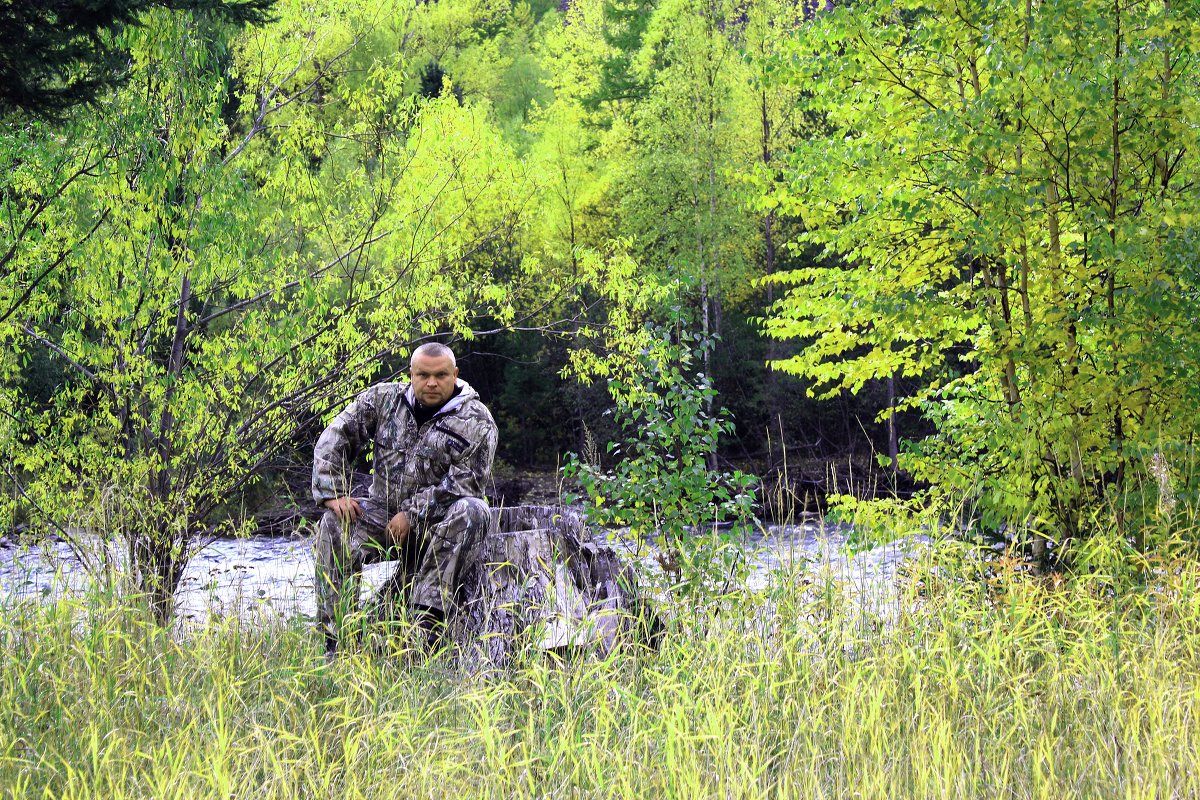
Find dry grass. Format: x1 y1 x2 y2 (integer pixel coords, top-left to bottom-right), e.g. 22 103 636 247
3 534 1200 799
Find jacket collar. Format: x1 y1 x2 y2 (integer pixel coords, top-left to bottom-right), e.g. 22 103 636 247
404 379 474 418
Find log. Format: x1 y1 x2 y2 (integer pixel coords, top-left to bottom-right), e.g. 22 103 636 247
447 505 658 666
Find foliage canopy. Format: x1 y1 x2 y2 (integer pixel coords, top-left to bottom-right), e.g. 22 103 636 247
762 0 1200 549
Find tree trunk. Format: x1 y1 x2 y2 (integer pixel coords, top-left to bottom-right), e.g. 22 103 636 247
886 374 899 490
449 505 658 667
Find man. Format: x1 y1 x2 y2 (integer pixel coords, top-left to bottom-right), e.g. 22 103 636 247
312 342 498 655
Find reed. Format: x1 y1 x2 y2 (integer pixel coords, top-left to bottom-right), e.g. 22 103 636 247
3 529 1200 799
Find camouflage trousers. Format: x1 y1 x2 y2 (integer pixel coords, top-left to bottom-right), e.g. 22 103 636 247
314 496 490 638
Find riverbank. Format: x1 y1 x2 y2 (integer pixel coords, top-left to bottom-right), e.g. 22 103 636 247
2 543 1198 797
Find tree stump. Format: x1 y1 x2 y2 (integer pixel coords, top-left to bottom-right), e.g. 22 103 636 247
446 505 656 667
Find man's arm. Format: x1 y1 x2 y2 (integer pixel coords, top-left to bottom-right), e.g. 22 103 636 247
312 387 382 511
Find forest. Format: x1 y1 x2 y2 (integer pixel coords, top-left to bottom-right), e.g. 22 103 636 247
5 0 1195 576
1 0 1199 795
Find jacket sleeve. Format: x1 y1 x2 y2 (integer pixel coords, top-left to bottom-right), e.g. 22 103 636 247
312 388 381 506
401 413 497 524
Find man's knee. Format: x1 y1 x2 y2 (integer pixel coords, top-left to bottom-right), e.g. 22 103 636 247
315 509 338 550
315 508 351 547
446 496 490 532
430 497 490 546
315 508 368 568
318 508 339 533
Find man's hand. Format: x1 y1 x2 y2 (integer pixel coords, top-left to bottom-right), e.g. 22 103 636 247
385 511 411 545
324 497 363 524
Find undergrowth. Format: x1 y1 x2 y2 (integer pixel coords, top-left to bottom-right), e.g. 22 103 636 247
3 539 1200 798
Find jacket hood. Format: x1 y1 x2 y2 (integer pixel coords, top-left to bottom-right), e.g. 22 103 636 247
404 378 478 417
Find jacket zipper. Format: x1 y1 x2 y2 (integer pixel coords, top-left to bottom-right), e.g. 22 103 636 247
435 424 471 450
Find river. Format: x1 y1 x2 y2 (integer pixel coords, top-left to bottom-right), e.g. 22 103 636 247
0 522 929 625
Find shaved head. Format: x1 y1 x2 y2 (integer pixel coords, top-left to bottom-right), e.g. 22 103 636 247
410 342 456 367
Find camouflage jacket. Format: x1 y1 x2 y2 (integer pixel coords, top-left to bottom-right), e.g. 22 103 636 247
312 380 498 525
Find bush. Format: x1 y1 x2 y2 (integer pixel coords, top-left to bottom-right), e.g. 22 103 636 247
565 331 757 602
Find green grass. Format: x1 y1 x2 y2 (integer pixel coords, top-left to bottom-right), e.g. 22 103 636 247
3 545 1200 798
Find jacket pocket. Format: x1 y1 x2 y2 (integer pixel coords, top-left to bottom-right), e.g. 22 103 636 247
434 424 471 455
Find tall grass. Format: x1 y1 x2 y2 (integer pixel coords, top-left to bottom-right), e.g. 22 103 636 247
3 538 1200 799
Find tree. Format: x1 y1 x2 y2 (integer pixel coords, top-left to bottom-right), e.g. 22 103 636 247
0 0 274 118
583 0 657 111
565 328 757 603
0 1 570 620
602 0 762 452
763 0 1200 556
740 0 823 436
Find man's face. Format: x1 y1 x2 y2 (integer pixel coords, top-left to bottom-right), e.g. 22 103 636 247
410 353 459 408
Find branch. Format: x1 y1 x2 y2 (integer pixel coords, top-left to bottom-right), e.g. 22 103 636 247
20 323 102 386
860 35 941 113
221 36 366 168
1 463 73 542
0 147 110 278
194 228 394 327
0 209 108 327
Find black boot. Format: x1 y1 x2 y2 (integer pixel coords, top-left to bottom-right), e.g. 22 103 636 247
412 605 446 651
